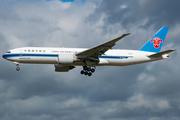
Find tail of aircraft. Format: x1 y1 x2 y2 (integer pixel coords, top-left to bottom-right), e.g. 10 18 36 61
139 27 169 53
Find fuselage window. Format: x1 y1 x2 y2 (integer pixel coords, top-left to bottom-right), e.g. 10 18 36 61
43 50 45 52
36 50 38 52
24 50 26 52
28 50 30 52
32 50 34 52
39 50 42 52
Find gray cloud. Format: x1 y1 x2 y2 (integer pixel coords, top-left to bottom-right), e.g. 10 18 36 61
0 0 179 120
88 0 180 30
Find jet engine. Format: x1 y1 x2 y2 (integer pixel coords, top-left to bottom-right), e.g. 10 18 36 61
54 64 75 72
58 53 76 64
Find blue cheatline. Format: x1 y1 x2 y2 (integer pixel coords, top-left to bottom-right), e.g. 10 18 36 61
2 53 58 59
99 55 133 59
139 27 169 53
2 53 133 60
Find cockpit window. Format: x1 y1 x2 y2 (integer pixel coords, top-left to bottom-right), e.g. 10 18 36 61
6 51 11 53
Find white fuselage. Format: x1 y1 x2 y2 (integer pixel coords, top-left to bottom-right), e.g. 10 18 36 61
2 47 168 66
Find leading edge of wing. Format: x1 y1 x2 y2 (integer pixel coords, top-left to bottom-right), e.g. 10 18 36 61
76 33 131 59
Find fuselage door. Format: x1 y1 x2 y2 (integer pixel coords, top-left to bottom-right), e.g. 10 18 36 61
19 49 23 56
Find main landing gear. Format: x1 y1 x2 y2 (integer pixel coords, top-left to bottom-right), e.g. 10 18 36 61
14 62 20 71
80 66 95 76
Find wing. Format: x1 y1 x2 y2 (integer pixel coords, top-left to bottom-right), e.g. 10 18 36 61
76 33 130 61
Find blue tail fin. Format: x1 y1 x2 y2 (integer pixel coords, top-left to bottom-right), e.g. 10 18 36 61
139 27 169 53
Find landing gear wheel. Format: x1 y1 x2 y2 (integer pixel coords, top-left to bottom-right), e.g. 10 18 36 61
84 71 88 75
83 66 88 71
80 70 84 74
88 72 92 76
87 67 91 71
91 68 95 73
16 67 20 71
81 66 96 76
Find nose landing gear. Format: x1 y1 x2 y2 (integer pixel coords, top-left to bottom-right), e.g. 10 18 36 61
14 62 20 71
80 66 95 76
16 67 20 71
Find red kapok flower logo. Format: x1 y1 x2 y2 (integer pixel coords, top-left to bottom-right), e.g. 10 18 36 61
151 37 163 48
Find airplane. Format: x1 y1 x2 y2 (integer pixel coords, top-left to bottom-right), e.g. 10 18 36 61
2 27 175 76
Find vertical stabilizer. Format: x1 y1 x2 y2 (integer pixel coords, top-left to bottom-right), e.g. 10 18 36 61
139 27 169 53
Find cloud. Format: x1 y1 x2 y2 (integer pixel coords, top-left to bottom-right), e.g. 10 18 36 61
89 0 180 30
0 0 180 120
126 93 171 111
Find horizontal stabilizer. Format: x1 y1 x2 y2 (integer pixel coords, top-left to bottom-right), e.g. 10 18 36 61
148 49 175 57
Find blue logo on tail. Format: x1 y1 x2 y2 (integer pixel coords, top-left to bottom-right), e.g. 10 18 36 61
139 27 169 53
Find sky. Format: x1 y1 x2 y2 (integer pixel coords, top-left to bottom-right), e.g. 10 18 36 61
0 0 180 120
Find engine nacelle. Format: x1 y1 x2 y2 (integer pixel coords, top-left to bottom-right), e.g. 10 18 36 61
54 64 75 72
58 54 76 64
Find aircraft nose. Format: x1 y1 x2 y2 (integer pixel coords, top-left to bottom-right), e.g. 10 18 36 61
2 54 6 59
